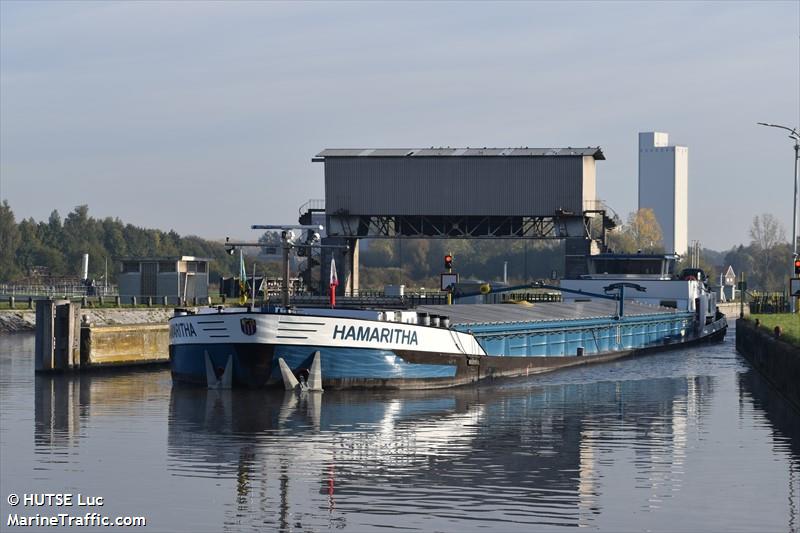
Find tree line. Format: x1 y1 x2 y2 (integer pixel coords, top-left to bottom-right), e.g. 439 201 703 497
358 238 564 289
604 208 791 292
0 200 792 292
0 201 242 284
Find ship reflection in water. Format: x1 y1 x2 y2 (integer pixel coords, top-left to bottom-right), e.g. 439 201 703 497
13 332 798 532
166 375 720 531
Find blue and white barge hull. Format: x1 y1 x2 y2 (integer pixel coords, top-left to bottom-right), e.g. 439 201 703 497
170 308 486 388
169 300 726 389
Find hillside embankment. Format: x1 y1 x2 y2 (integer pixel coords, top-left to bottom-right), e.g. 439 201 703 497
736 318 800 411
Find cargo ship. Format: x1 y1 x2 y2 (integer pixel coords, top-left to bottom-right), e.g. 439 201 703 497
169 253 726 389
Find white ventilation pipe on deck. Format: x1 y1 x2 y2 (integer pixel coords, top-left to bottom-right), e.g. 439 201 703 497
81 254 89 281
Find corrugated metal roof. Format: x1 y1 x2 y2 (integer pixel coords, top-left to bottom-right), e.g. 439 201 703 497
415 301 679 327
315 147 605 160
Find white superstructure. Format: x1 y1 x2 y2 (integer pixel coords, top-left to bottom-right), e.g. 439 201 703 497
638 132 688 255
560 254 718 327
170 307 487 356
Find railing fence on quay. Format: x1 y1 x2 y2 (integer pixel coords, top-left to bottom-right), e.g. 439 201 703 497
0 286 565 310
747 291 791 314
0 283 118 299
0 292 450 310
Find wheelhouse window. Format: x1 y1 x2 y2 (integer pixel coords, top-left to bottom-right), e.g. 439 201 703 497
590 258 667 276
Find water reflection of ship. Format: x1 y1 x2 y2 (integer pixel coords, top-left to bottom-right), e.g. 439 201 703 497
31 365 716 530
165 375 713 530
167 387 486 468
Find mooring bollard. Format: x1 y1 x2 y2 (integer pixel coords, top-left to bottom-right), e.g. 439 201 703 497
115 296 121 308
9 296 14 309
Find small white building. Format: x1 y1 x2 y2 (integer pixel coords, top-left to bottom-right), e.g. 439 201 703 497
638 132 688 255
118 256 210 303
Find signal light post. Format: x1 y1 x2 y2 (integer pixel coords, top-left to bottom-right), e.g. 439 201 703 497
444 253 454 305
793 260 800 314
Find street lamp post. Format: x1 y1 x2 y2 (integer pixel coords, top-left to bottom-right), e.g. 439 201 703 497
758 122 800 313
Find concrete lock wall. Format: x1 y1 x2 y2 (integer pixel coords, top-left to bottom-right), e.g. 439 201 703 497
80 324 170 367
36 299 171 371
736 318 800 411
35 300 80 371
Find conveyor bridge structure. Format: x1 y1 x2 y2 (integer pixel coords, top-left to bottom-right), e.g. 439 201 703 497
302 147 616 295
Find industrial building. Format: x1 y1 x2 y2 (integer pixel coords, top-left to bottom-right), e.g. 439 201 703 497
638 132 688 255
316 147 602 219
311 147 608 293
118 256 210 302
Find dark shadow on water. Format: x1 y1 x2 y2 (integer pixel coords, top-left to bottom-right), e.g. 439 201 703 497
737 364 800 533
738 364 800 463
34 367 171 449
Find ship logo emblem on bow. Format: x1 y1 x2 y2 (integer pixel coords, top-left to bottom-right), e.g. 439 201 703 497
240 318 257 336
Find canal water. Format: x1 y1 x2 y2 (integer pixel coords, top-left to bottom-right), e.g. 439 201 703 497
1 326 797 532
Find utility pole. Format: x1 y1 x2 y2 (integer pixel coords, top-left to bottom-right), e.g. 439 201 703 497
757 122 800 312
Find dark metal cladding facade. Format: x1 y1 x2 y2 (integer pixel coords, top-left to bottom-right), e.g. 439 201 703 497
321 154 596 217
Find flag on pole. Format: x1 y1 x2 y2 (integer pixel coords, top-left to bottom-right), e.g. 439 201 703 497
239 250 249 305
329 258 338 308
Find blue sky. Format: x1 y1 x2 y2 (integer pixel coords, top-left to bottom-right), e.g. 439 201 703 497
1 1 798 250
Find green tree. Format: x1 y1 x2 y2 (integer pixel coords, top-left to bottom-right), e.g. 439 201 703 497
749 213 786 291
0 201 21 280
674 253 718 282
724 245 754 278
0 201 243 285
